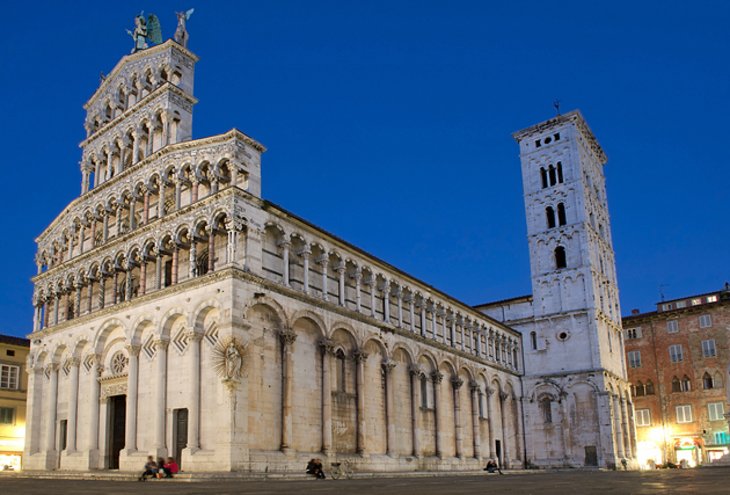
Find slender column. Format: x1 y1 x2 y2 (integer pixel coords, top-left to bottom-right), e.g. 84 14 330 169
450 315 456 347
90 218 97 248
319 338 334 454
420 302 426 337
452 377 464 458
146 124 153 156
470 382 482 459
161 113 169 146
383 360 397 456
320 257 329 301
208 228 215 273
155 254 163 290
226 228 239 266
475 328 483 356
409 366 422 457
500 392 511 468
32 304 40 332
354 267 362 311
44 364 59 452
337 263 346 306
189 240 197 278
129 196 137 230
280 240 291 286
432 371 444 458
143 190 150 223
106 151 113 180
396 286 404 327
102 211 109 242
66 358 80 452
87 279 94 313
98 276 105 308
67 234 74 259
612 394 625 459
158 181 167 218
115 204 123 234
627 399 638 459
154 339 169 453
52 292 59 325
88 355 101 452
191 178 199 202
132 130 140 163
78 224 85 254
187 332 203 451
174 181 182 210
369 275 376 317
139 261 147 296
94 161 101 186
382 281 391 323
618 395 628 458
74 284 82 318
409 294 415 332
125 269 133 301
124 345 141 452
172 247 179 285
354 349 369 455
280 328 297 453
486 387 495 458
112 271 119 304
301 249 310 293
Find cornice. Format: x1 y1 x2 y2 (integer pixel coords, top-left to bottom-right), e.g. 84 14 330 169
85 40 199 110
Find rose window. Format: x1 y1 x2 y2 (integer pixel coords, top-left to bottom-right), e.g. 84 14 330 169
110 351 129 375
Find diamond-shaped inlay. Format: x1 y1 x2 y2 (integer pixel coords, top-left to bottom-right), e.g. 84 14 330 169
142 334 156 360
204 323 219 347
173 328 189 355
83 354 94 373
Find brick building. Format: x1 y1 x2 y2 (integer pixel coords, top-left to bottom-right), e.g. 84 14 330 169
0 334 30 471
623 285 730 468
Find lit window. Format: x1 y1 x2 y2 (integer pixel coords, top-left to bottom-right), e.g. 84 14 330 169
0 364 19 390
666 320 679 333
707 295 718 303
709 402 725 421
715 432 730 445
699 314 712 328
691 298 702 306
635 409 651 427
702 339 717 358
669 344 684 363
627 351 641 368
676 405 693 423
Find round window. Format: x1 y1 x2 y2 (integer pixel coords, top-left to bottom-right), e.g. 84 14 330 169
557 331 569 342
110 351 129 375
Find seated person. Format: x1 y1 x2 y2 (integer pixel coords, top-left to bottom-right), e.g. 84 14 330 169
139 456 157 481
306 458 325 479
484 459 502 474
158 457 179 478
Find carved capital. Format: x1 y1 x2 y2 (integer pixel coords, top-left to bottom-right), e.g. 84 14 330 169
485 386 495 397
381 359 396 374
66 357 81 368
318 337 335 355
352 348 369 363
431 370 444 384
499 391 509 401
408 364 423 377
186 331 204 342
469 380 480 392
125 344 142 357
279 327 297 346
45 363 59 374
154 338 170 351
451 376 464 389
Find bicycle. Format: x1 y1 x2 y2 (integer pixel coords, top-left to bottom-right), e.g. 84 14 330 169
330 460 353 480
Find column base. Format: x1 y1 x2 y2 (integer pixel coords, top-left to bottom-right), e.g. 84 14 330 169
120 449 147 471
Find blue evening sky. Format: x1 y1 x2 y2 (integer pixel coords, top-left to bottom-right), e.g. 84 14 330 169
1 1 728 338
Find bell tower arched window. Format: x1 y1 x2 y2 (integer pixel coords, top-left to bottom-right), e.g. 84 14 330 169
557 161 564 183
540 396 552 423
548 165 557 186
530 331 537 350
557 203 566 226
554 246 567 269
540 167 548 189
546 207 556 229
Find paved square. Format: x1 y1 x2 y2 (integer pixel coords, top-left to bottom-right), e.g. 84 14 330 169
3 469 728 495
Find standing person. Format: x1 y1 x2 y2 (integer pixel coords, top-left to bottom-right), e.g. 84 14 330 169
138 456 157 481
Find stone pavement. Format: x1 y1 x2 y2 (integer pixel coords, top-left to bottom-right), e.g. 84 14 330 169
2 468 728 495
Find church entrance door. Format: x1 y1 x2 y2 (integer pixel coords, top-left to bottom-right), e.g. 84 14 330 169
108 395 126 469
584 446 598 466
173 408 188 466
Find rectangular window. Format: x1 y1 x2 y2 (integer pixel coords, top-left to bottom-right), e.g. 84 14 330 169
0 407 14 424
691 298 702 306
702 339 717 358
715 432 730 445
709 402 725 421
675 300 686 309
627 350 641 368
676 405 693 423
625 327 642 339
0 364 19 389
707 295 718 303
669 344 684 363
636 409 651 427
666 320 679 333
699 314 712 328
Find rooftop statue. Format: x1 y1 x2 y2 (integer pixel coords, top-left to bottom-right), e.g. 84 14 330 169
174 8 195 48
126 12 162 53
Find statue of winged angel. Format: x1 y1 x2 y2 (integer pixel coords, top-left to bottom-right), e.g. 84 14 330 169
174 8 195 48
127 12 163 53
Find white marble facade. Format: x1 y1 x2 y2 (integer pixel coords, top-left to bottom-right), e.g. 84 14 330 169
24 39 523 473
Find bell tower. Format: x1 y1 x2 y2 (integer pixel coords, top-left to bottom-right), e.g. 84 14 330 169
479 110 636 469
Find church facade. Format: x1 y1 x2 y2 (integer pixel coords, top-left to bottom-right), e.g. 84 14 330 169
24 37 525 473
